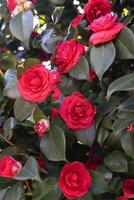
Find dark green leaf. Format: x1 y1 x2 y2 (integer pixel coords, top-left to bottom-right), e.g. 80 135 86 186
0 177 16 189
5 183 24 200
33 106 46 122
77 192 93 200
52 6 64 24
33 178 61 200
107 73 134 100
14 97 36 121
91 171 110 195
90 42 116 80
9 10 34 49
115 27 134 59
15 157 40 181
69 56 90 81
3 117 16 140
97 127 109 147
0 189 8 199
104 150 128 173
119 96 134 112
40 124 66 161
0 55 17 70
75 124 96 147
121 132 134 159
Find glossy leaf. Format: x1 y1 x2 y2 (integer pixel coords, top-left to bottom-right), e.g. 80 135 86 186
5 183 24 200
3 117 16 140
33 178 61 200
75 124 96 147
15 157 40 181
77 192 93 200
69 56 90 81
14 97 36 121
40 124 66 161
104 150 128 173
90 42 116 80
115 27 134 59
107 73 134 100
121 132 134 159
9 10 34 49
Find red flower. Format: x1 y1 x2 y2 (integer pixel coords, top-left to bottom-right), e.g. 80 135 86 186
52 87 62 101
84 0 112 23
0 156 22 178
7 0 17 13
36 155 46 171
122 179 134 198
89 13 124 45
89 68 96 80
127 123 134 132
59 92 96 130
85 156 102 170
116 196 128 200
71 14 84 28
18 64 60 103
34 119 50 137
51 107 60 119
54 39 85 74
59 161 92 199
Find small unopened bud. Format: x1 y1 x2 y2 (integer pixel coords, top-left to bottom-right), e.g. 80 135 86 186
24 1 33 9
34 119 50 137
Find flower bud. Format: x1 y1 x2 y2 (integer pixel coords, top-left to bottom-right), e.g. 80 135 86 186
0 156 22 178
18 5 24 12
34 119 50 137
24 1 33 9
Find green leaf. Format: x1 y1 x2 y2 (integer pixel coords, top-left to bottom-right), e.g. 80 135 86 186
121 132 134 159
5 183 24 200
75 124 96 147
24 58 40 70
90 42 116 80
40 124 66 161
9 10 34 49
52 6 64 24
119 96 134 112
107 73 134 100
3 117 16 140
33 178 61 200
77 192 93 200
112 117 134 135
0 177 16 189
115 27 134 59
14 97 36 121
91 171 110 195
104 150 128 173
0 55 17 70
69 56 90 81
15 157 40 181
3 69 20 99
0 189 8 199
33 106 46 122
97 127 109 147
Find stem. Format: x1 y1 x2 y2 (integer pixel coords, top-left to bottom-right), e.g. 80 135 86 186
0 132 17 149
25 180 32 194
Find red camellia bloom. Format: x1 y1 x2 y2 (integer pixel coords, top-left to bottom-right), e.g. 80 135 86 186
59 92 96 130
127 123 134 132
71 14 84 28
117 196 128 200
84 0 112 23
59 161 92 199
7 0 17 13
122 179 134 198
0 156 22 178
89 13 124 45
18 64 60 103
89 68 96 80
54 39 85 74
34 119 50 137
85 156 102 170
52 87 62 101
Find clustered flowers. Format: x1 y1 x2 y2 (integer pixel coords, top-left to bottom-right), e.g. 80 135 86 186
2 0 133 199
